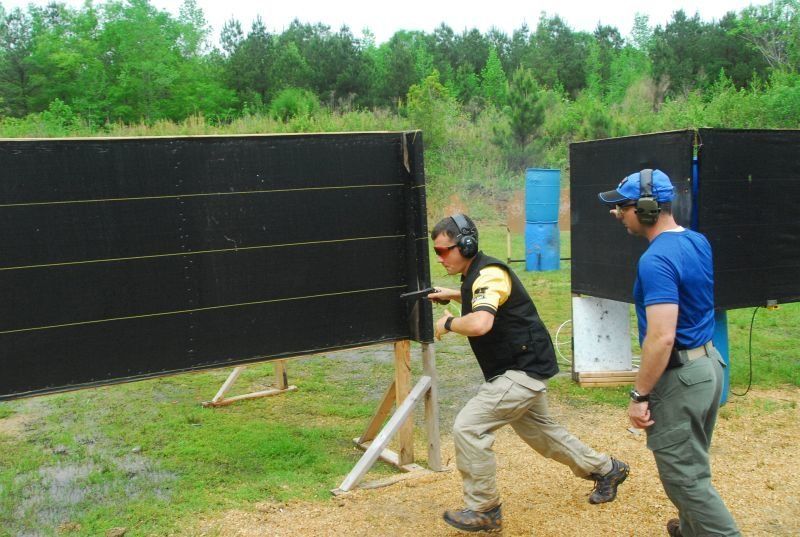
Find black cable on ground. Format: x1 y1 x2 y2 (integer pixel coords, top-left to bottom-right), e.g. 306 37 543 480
730 307 758 397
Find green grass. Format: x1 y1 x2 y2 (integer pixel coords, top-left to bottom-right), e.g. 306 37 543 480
0 221 796 536
0 358 397 536
0 405 14 420
726 306 800 388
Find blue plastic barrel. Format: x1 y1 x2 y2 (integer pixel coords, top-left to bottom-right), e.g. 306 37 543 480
525 168 560 222
524 168 561 271
525 222 560 271
713 304 731 405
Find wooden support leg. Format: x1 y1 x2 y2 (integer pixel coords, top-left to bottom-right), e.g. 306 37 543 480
337 375 432 492
394 340 413 466
340 342 446 493
274 360 288 390
358 381 397 444
206 366 245 406
422 343 443 472
202 361 297 407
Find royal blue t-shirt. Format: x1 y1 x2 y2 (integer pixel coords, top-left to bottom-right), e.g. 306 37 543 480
633 228 715 348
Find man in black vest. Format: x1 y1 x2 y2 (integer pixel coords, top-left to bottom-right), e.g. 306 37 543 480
428 214 629 533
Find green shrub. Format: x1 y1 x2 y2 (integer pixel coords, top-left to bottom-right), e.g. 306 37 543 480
405 70 460 151
268 88 321 122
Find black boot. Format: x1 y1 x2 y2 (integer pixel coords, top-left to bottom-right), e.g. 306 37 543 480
666 518 683 536
443 504 502 533
588 458 629 504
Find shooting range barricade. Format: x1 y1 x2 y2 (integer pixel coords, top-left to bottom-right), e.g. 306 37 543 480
1 131 443 493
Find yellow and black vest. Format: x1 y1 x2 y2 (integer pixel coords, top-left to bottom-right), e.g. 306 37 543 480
461 252 558 381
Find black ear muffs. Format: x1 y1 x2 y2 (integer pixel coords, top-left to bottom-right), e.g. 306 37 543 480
635 169 661 225
450 213 478 258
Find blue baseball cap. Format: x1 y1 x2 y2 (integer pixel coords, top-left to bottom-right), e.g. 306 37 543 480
598 169 675 205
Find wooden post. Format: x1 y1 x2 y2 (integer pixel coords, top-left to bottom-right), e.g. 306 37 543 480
422 343 443 471
506 226 512 264
394 340 414 465
274 360 288 390
358 381 397 444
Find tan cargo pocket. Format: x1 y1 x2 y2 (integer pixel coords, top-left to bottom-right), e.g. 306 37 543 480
488 376 532 419
485 376 514 410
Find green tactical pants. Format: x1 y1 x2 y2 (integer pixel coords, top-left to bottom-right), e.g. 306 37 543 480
647 349 740 537
453 370 612 512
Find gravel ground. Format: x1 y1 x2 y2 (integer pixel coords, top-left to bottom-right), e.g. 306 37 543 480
187 387 799 537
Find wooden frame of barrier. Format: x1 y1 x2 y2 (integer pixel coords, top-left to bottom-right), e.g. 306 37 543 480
201 360 297 407
202 340 444 493
333 340 444 494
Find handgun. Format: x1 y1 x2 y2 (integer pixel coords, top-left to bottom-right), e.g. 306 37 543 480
400 287 450 304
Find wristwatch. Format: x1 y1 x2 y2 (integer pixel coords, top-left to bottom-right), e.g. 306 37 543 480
444 317 454 331
629 389 650 403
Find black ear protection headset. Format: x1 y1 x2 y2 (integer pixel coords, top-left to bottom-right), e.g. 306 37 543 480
635 168 661 226
450 213 479 258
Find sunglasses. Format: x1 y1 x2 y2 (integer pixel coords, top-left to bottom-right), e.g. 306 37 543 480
615 203 637 214
433 244 458 256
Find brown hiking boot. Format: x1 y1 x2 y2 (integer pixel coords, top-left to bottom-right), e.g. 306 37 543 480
588 458 629 504
666 518 682 536
442 504 502 533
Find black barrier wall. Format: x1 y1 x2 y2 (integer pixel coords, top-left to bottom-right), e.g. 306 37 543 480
571 129 800 309
0 132 433 401
697 129 800 308
570 130 695 302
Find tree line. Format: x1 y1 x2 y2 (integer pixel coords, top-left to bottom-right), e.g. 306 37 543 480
1 0 798 125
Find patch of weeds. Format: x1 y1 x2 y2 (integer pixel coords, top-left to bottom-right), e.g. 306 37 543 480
0 404 14 421
4 452 177 536
720 394 797 422
548 377 629 408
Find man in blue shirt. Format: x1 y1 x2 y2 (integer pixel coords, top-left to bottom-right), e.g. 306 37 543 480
598 170 739 537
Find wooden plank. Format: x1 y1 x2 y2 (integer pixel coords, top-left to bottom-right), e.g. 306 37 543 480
358 381 397 444
394 340 414 466
353 439 427 474
354 439 401 466
422 343 443 472
576 370 638 379
202 385 297 407
578 375 636 382
353 439 424 471
337 375 431 492
578 380 634 388
210 366 245 403
332 467 433 495
352 467 430 490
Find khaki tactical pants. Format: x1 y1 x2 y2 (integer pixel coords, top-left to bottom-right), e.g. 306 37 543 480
647 350 740 537
453 370 612 512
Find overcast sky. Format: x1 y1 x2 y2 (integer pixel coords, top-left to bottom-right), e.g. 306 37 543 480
1 0 766 44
